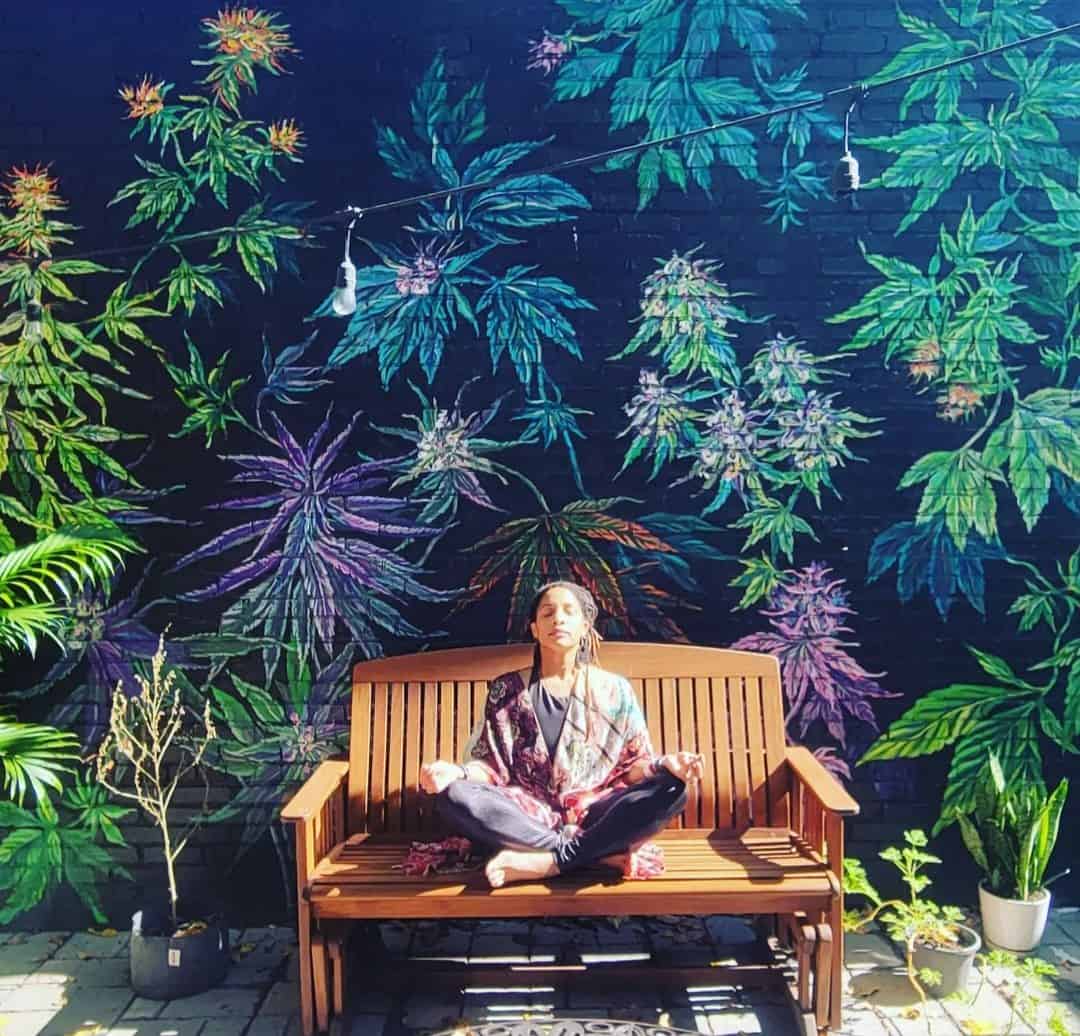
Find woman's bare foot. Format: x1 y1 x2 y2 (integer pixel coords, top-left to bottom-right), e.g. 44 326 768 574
598 842 664 876
485 849 559 888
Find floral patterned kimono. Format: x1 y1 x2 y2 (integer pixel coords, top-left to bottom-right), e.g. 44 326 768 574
463 665 655 829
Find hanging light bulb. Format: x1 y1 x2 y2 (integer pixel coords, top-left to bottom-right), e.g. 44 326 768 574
832 151 860 197
832 89 866 203
331 214 358 317
24 300 43 343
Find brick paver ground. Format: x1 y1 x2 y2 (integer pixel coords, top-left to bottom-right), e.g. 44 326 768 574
0 909 1077 1035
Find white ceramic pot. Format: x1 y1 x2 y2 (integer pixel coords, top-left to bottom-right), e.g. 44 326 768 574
978 882 1051 952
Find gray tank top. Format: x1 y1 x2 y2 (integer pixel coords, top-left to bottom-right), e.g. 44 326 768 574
533 682 570 759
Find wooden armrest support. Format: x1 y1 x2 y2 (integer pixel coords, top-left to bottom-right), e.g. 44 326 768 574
281 760 350 823
786 747 859 817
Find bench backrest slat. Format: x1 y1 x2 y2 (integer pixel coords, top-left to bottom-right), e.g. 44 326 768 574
348 643 787 835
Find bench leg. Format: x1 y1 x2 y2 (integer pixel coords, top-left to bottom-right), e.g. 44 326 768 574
297 901 315 1036
329 939 345 1017
311 932 330 1034
797 922 816 1013
780 913 819 1036
813 922 833 1034
324 921 352 1018
829 895 843 1031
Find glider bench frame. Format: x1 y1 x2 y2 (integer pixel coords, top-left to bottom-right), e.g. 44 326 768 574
281 642 858 1035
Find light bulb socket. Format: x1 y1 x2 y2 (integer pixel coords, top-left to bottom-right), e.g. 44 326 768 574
334 259 356 291
831 152 861 198
331 258 357 317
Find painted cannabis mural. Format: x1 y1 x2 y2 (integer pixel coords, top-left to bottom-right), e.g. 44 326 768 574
0 0 1077 921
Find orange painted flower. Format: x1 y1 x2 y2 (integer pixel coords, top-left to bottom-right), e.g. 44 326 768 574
267 119 304 155
203 6 294 70
4 164 64 216
119 76 166 119
907 338 942 381
937 383 983 422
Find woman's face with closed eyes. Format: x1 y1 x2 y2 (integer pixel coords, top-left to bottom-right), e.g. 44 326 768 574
530 586 588 652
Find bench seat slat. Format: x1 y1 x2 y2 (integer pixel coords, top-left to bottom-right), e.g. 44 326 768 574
308 870 833 920
306 830 835 913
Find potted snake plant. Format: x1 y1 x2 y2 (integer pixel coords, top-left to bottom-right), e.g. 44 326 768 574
955 751 1068 952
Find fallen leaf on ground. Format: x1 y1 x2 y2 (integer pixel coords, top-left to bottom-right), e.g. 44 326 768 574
87 927 118 937
901 1007 922 1020
960 1019 996 1035
174 921 208 938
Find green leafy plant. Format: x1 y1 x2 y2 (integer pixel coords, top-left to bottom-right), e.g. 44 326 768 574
0 788 132 925
829 3 1080 620
955 750 1068 899
163 334 253 446
0 525 136 922
963 950 1071 1036
96 637 217 930
0 714 79 805
318 54 594 489
844 830 970 1009
0 165 160 534
457 496 723 640
374 379 539 531
860 545 1080 831
205 645 350 906
532 0 839 223
614 250 876 564
0 527 136 654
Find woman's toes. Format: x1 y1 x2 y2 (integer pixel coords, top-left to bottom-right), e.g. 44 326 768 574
485 856 506 888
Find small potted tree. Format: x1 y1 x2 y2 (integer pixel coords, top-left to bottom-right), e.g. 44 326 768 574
845 829 981 1005
96 636 229 998
955 751 1068 951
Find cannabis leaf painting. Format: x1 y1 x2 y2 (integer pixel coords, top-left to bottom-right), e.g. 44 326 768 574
171 411 454 677
529 0 840 224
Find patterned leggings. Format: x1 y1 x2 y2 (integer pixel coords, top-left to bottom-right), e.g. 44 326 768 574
434 771 687 873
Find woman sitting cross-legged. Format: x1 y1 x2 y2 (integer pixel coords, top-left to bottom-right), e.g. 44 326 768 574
418 579 703 889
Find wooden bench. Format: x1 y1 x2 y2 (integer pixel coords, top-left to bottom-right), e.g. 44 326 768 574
281 643 858 1036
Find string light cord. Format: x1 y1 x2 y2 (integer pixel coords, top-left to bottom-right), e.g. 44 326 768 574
329 17 1080 222
17 17 1080 266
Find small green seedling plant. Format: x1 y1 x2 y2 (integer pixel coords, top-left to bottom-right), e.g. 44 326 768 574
844 830 969 1018
952 949 1070 1036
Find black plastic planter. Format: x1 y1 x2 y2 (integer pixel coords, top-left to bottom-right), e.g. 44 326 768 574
910 923 981 998
130 909 230 999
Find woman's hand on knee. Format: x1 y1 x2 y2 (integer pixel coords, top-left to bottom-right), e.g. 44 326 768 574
656 751 703 784
420 760 464 795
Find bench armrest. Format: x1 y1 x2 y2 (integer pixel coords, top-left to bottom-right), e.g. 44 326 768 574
281 759 349 823
786 747 859 817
